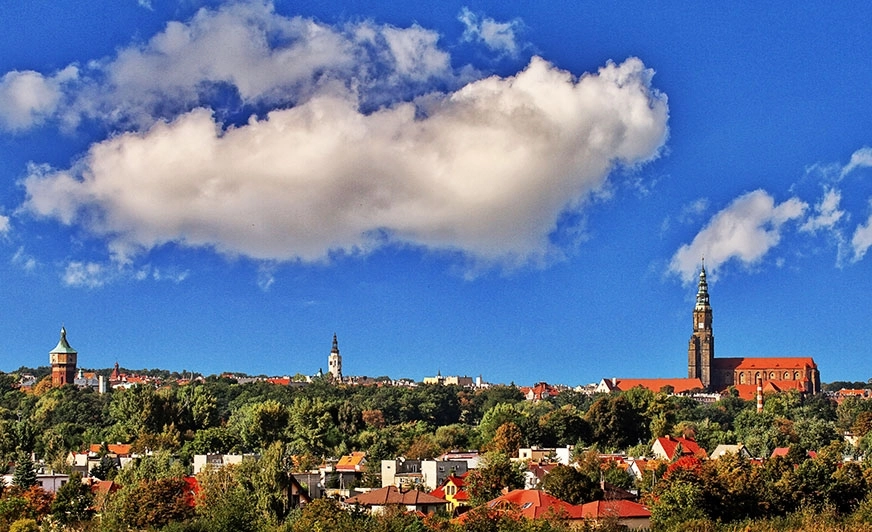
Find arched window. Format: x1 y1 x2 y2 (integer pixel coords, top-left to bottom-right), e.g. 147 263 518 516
739 372 746 384
755 372 761 383
784 372 790 380
794 372 801 380
769 372 775 379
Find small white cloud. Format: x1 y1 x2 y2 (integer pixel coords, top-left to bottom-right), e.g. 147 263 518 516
0 67 77 131
841 147 872 178
800 187 844 233
458 7 523 57
0 214 9 235
851 205 872 262
11 247 37 271
670 190 807 283
63 261 111 288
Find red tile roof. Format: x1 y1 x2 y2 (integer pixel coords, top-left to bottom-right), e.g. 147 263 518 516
580 499 651 519
345 486 447 507
654 436 706 460
481 489 584 520
714 357 817 371
89 443 132 456
612 378 703 394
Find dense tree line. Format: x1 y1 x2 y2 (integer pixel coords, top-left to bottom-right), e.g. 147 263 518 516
3 369 872 530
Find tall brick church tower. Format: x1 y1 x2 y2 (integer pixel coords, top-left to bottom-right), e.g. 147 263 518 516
50 327 78 386
688 264 714 389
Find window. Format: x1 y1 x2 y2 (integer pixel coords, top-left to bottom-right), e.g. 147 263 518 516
784 372 790 379
769 372 775 379
795 372 801 380
739 372 745 384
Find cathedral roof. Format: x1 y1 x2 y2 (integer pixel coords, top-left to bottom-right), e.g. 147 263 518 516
712 357 817 371
50 327 77 354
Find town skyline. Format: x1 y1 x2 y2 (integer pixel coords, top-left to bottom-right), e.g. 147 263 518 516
1 1 871 384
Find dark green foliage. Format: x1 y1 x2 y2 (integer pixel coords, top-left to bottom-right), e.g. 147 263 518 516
51 471 94 524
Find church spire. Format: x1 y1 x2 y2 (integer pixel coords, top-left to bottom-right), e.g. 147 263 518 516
695 260 710 310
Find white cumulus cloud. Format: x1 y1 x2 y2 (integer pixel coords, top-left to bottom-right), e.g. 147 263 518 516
851 207 872 262
23 56 669 268
0 67 77 131
670 190 807 282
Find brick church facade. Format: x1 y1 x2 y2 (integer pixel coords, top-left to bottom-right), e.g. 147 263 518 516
688 265 820 397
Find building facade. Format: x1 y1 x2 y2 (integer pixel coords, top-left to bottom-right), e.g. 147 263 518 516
687 265 820 396
50 327 77 387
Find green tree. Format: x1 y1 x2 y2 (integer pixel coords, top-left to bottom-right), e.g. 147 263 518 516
51 471 94 525
465 452 525 505
195 465 259 532
540 464 601 504
11 454 36 490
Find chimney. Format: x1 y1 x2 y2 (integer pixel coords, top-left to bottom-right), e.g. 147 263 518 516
756 384 764 413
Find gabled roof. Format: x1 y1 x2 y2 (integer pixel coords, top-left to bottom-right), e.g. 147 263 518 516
345 486 447 507
89 443 132 456
653 436 706 460
731 379 809 400
336 452 367 471
484 489 584 520
713 357 817 371
580 499 651 519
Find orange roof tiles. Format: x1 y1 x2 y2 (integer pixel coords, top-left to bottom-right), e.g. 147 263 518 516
345 486 447 507
654 436 706 460
483 489 584 520
580 499 651 519
613 378 704 394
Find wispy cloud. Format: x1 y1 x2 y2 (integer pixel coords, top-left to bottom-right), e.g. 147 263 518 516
841 146 872 178
458 7 524 57
669 190 807 283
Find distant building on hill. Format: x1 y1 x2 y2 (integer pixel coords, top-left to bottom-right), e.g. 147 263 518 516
687 263 820 397
50 327 77 387
328 333 342 380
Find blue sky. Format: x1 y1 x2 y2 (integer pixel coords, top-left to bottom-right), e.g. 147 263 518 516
1 0 871 385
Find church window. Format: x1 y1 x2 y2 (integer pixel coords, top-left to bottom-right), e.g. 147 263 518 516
755 372 761 383
794 372 800 380
739 372 745 384
784 372 790 379
769 372 775 379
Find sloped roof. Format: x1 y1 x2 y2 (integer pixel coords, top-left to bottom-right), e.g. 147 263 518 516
51 327 77 354
89 443 132 456
611 378 703 394
713 357 817 371
485 489 584 520
653 436 706 460
580 499 651 519
336 451 367 470
731 379 809 400
345 486 447 507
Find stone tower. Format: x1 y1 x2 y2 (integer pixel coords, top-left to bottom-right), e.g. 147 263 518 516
50 327 78 386
688 264 714 389
328 333 342 381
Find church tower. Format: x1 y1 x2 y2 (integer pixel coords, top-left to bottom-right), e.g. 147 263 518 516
50 327 78 387
688 264 714 389
328 333 342 381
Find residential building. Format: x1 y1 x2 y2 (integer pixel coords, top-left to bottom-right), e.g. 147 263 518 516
381 458 469 491
344 485 448 514
651 435 707 461
580 499 652 530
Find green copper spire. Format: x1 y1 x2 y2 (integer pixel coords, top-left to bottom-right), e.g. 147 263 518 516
51 326 77 354
695 261 710 310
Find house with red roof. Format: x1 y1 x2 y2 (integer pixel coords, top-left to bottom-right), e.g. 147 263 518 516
344 485 448 514
651 435 707 461
455 489 584 525
519 382 560 401
580 499 651 529
430 474 470 512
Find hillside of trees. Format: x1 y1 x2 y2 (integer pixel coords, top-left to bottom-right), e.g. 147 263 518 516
2 371 872 530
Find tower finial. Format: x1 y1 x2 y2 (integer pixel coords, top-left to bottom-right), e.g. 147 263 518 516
695 262 710 309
